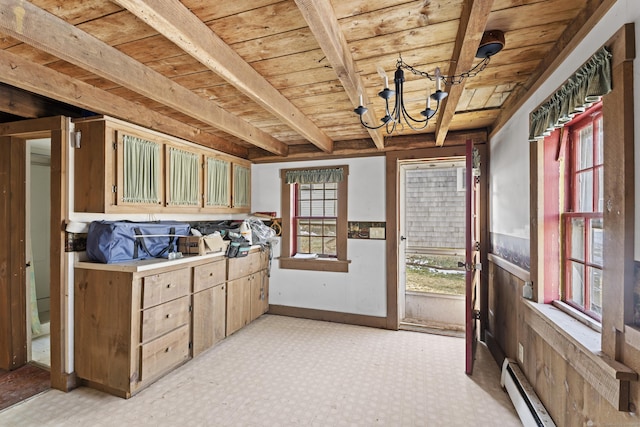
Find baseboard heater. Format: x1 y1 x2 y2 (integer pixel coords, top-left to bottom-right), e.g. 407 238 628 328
501 358 556 427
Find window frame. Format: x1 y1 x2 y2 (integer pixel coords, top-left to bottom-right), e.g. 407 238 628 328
561 105 604 320
292 182 339 257
279 165 350 272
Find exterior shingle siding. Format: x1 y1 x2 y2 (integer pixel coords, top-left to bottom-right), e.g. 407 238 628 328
405 168 465 249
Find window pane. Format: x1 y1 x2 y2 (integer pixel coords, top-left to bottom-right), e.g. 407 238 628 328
323 237 337 256
570 218 585 261
310 200 323 216
309 237 323 254
310 222 323 237
325 188 337 199
576 171 593 212
590 218 603 267
324 200 337 216
569 261 584 307
297 235 310 253
577 124 593 169
323 221 336 237
298 200 311 216
589 267 602 316
597 167 603 212
595 117 603 165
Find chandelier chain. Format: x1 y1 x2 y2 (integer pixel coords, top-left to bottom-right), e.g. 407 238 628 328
397 57 491 85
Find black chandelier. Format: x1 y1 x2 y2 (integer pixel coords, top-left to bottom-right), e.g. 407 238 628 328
354 30 505 134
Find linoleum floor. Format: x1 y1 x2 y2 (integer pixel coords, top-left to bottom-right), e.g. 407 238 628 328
0 314 521 426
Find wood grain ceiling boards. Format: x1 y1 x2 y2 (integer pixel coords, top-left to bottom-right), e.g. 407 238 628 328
0 0 596 160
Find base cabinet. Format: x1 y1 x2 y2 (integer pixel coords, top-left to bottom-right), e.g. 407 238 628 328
227 249 270 336
192 283 226 356
74 248 269 398
74 267 191 398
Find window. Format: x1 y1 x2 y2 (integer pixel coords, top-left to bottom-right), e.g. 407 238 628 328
280 165 349 272
294 182 338 257
563 107 603 319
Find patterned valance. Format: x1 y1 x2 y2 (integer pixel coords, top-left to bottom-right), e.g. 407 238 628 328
529 46 612 141
285 167 344 184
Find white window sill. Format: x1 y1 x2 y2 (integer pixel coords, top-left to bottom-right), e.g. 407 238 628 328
524 300 637 411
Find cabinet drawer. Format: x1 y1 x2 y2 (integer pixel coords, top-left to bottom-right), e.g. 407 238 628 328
228 251 263 280
140 324 190 381
142 268 190 308
141 295 190 343
193 259 226 293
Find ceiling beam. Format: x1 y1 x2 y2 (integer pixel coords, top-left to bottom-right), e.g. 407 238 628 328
293 0 385 150
435 0 495 146
0 83 82 119
0 48 249 158
113 0 333 154
0 0 287 156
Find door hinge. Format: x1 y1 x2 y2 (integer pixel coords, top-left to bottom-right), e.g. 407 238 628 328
473 310 481 320
458 262 482 272
112 141 117 150
112 185 117 193
474 241 480 251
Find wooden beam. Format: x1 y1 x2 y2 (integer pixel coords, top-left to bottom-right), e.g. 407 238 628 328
249 129 488 163
0 47 248 158
112 0 332 154
0 0 287 156
0 83 82 119
490 0 617 138
435 0 495 146
293 0 384 150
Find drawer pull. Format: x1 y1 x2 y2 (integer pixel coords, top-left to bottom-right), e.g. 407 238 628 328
166 283 174 289
166 313 172 319
209 272 213 277
165 346 172 353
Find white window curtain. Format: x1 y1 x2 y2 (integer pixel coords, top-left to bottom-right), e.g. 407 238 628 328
233 165 250 208
206 157 230 207
285 167 344 184
122 134 161 204
169 147 200 205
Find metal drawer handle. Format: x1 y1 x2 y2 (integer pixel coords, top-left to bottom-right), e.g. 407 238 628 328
165 346 172 353
166 313 172 319
166 283 174 289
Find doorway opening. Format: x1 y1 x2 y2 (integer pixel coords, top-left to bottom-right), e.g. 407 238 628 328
399 158 466 336
27 138 52 368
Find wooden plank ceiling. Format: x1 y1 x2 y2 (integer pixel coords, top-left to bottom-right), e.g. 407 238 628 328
0 0 593 161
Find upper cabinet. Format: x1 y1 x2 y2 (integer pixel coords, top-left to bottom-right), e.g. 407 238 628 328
73 116 250 214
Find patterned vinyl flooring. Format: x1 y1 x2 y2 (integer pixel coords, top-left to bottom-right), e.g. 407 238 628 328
0 315 521 426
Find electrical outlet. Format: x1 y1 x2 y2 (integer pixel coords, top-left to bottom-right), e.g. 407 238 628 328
518 342 524 364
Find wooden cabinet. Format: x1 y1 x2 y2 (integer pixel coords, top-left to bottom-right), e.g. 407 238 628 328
73 115 251 214
226 248 270 336
192 258 226 356
74 249 269 397
74 265 191 398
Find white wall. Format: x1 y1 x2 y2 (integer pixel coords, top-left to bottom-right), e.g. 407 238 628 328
489 0 640 259
252 156 387 317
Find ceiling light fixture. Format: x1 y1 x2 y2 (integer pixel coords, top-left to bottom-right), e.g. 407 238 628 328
354 30 505 134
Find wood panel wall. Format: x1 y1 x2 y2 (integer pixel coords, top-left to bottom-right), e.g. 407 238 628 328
487 259 640 426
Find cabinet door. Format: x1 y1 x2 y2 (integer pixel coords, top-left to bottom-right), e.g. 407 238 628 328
232 164 250 211
250 271 269 322
116 131 164 208
166 146 202 208
192 283 226 356
204 156 231 209
226 277 251 336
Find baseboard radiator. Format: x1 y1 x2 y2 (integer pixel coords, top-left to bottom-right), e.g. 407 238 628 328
501 358 556 427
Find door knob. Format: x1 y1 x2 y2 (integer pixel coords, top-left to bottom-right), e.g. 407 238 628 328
400 236 407 241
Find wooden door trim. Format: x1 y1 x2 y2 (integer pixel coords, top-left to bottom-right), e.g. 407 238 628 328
385 139 486 330
0 116 73 390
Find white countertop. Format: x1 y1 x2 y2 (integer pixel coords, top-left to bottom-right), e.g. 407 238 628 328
75 251 226 273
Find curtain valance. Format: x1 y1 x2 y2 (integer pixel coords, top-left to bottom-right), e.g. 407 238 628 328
285 167 344 184
529 46 612 141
